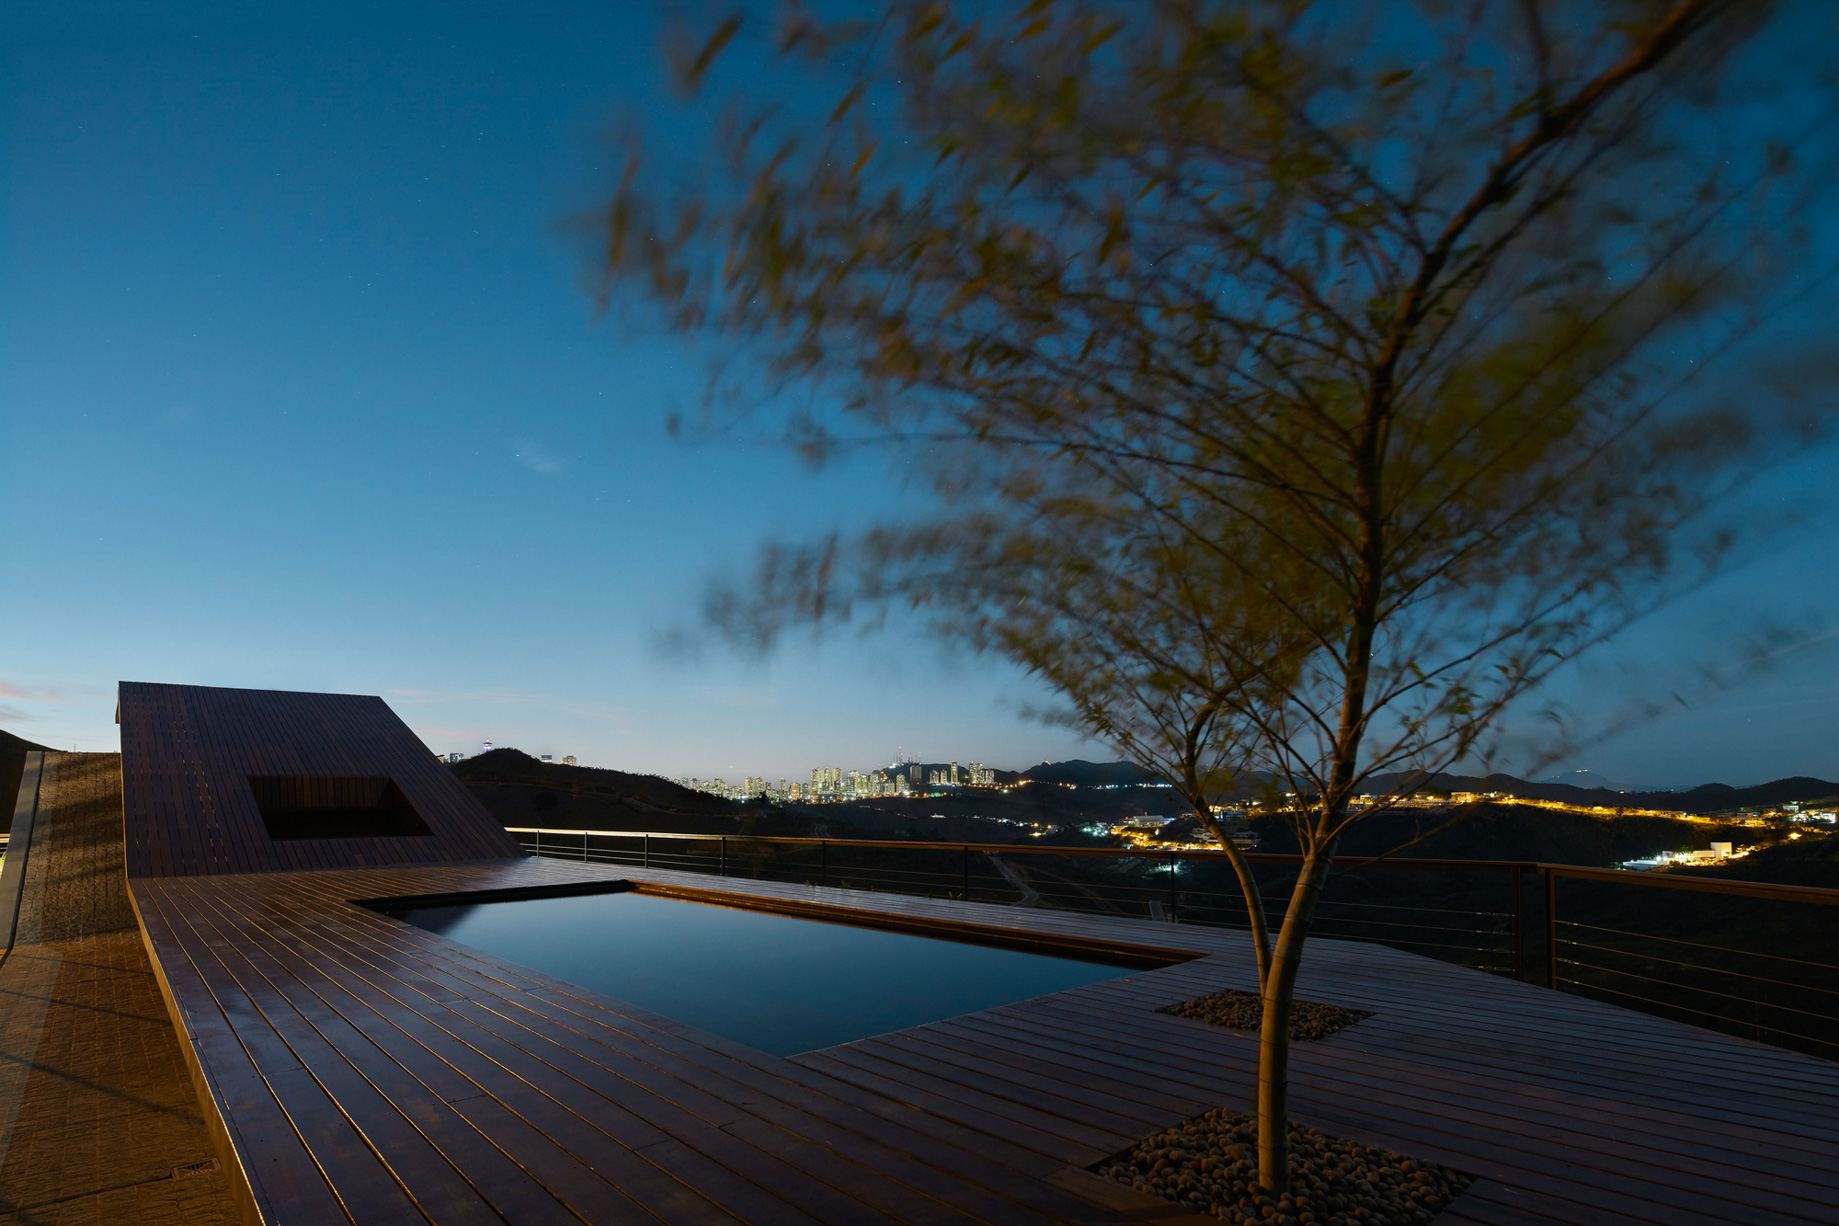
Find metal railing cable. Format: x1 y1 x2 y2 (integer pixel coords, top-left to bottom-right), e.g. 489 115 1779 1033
1559 958 1839 1022
1311 897 1511 917
1554 976 1839 1057
505 827 1839 1057
1560 937 1839 997
508 828 1524 968
1559 918 1839 970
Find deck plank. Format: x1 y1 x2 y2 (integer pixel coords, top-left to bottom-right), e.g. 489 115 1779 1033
951 997 1839 1197
173 875 700 1225
150 868 1093 1225
1074 971 1839 1143
287 890 1104 1223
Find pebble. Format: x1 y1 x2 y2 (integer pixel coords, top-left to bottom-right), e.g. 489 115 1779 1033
1158 989 1374 1041
1093 1106 1473 1225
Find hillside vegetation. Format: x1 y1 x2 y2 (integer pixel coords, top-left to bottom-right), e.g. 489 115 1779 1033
451 749 810 837
1246 803 1763 866
1666 832 1839 891
1361 771 1838 815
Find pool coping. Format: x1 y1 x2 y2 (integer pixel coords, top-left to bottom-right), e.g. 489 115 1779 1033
356 876 1202 971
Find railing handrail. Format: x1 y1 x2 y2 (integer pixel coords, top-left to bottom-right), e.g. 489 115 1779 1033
503 826 1839 907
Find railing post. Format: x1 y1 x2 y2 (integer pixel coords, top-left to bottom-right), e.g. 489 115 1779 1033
581 831 588 862
721 835 727 877
643 833 650 869
820 840 828 887
534 829 541 858
1544 867 1558 990
963 845 971 900
1511 865 1524 981
1169 854 1178 922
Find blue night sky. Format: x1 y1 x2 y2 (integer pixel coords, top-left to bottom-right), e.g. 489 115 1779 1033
3 1 1836 788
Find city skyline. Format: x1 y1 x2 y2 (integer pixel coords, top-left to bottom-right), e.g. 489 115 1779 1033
670 759 1002 804
442 736 1832 797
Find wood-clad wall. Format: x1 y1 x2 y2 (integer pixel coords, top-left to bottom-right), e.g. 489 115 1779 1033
119 681 525 877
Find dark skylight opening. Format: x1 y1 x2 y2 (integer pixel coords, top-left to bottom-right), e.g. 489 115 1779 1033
248 775 433 841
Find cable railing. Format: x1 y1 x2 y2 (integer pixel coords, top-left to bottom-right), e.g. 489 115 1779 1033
504 827 1839 1059
507 827 1523 964
1542 873 1839 1059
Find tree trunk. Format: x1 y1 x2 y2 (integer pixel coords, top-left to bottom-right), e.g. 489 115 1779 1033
1200 813 1273 988
1256 846 1335 1194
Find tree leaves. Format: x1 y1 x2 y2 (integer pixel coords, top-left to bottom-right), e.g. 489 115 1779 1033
594 2 1829 1186
672 13 743 92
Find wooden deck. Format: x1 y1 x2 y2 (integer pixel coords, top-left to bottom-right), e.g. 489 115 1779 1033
129 857 1839 1226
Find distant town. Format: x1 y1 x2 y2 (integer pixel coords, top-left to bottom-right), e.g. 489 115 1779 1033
438 741 1837 871
439 746 1002 800
671 759 1000 802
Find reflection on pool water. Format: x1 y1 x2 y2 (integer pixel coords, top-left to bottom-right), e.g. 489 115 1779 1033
394 889 1141 1056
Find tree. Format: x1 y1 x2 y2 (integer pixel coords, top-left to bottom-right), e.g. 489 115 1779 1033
595 0 1833 1195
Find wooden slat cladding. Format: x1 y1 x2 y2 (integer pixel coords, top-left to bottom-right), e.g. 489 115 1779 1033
118 682 524 877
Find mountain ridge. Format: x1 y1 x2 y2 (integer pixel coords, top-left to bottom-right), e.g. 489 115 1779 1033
452 746 1834 819
1012 758 1836 814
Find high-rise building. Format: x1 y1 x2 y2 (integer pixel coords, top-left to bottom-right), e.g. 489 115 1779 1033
563 756 577 767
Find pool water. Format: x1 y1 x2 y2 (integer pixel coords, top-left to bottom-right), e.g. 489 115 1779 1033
394 890 1140 1056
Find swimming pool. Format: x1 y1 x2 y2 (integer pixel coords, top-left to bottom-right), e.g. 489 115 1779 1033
391 888 1157 1056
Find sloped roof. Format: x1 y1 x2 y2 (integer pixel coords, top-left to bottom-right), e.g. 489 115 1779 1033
118 681 524 877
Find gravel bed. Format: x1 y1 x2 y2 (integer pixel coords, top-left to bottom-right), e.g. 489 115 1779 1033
1094 1107 1473 1224
1159 989 1374 1041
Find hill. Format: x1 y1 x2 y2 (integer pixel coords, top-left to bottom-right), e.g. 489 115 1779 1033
449 748 812 837
1665 831 1839 891
1004 759 1838 813
448 751 1178 844
1364 770 1838 814
449 748 1833 874
1245 801 1761 866
451 748 735 811
1019 759 1161 787
1001 760 1839 813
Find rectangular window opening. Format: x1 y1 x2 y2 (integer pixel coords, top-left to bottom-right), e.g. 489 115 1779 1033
249 775 433 841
